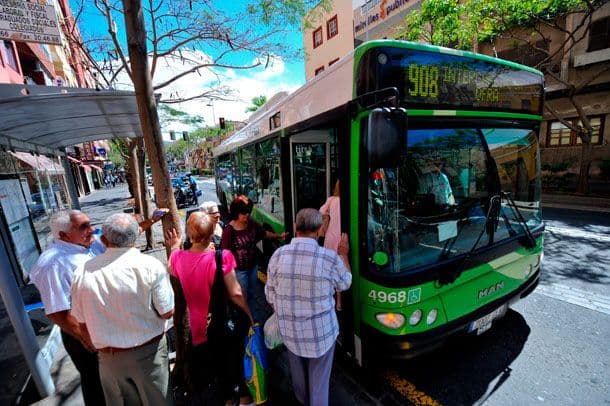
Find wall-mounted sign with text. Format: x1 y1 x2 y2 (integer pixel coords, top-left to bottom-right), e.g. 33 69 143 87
0 0 61 45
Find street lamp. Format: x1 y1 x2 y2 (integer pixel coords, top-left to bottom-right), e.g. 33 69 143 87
207 100 216 126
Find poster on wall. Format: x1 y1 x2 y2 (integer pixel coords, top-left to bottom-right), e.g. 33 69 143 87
0 178 40 280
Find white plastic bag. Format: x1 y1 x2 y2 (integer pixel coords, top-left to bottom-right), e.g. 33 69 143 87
263 313 283 350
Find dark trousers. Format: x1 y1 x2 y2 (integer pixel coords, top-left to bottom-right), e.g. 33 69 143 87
61 331 106 406
286 343 336 406
191 336 249 404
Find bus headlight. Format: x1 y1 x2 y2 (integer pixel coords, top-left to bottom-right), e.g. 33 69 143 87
375 313 405 329
409 309 422 326
426 309 438 325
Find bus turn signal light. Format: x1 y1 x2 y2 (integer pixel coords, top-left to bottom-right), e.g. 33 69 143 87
376 313 405 329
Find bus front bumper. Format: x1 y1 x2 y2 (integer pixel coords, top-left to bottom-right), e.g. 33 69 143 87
361 269 540 359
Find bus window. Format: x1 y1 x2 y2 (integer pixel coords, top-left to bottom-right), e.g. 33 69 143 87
256 138 283 223
367 126 541 275
290 130 332 220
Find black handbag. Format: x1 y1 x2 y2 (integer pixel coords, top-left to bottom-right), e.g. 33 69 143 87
207 250 242 342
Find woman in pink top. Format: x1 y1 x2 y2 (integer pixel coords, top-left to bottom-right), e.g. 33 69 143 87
320 179 345 310
319 179 341 251
167 212 253 405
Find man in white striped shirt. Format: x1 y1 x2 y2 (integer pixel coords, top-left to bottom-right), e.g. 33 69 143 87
265 208 351 406
71 213 174 406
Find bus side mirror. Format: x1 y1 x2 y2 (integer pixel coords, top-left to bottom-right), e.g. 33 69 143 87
367 108 407 168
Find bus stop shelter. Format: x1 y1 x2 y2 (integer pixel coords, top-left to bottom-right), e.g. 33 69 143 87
0 83 142 398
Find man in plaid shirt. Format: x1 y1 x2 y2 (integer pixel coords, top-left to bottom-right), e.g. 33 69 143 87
265 208 351 406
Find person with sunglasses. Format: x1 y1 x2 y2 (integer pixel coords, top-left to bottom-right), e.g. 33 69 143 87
30 210 107 406
198 201 223 249
29 209 169 406
221 195 287 323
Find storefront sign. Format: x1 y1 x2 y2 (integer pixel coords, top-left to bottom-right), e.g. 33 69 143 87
354 0 415 36
0 0 61 45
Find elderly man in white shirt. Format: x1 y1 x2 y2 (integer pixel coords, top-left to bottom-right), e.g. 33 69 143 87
30 210 106 406
71 213 174 406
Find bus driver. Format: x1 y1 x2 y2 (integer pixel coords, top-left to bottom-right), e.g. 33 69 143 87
419 158 455 207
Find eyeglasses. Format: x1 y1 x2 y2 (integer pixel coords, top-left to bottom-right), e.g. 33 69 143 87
76 222 92 231
209 211 220 215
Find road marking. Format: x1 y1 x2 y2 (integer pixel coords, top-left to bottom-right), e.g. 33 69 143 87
381 370 442 406
544 226 610 243
535 283 610 315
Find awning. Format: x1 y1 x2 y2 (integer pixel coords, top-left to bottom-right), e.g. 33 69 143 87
9 151 64 175
0 84 142 155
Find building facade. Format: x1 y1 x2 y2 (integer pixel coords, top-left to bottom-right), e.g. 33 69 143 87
302 1 354 80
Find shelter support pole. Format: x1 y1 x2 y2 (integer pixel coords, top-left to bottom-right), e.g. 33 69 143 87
0 236 54 397
60 150 81 210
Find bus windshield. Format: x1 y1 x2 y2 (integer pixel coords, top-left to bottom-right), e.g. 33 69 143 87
367 126 542 275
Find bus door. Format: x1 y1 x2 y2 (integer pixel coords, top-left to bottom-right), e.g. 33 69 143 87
289 130 331 224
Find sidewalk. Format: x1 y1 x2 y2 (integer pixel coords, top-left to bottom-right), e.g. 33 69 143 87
28 184 380 405
542 192 610 213
29 184 169 406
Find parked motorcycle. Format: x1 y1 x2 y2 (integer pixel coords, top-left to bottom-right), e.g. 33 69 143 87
172 178 198 208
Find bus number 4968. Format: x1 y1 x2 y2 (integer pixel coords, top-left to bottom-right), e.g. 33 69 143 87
368 290 407 304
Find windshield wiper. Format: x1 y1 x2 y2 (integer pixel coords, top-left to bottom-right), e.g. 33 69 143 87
438 195 500 285
500 191 537 248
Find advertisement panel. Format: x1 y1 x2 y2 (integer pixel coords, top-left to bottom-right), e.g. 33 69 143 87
0 0 61 45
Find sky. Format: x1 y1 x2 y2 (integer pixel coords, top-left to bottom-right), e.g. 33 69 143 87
71 1 307 140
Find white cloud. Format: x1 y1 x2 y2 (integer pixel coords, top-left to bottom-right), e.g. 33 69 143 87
103 51 303 141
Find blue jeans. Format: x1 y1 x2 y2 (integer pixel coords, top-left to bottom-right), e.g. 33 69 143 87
235 266 261 322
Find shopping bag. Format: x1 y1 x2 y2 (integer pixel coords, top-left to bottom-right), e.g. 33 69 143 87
244 324 268 404
263 313 283 350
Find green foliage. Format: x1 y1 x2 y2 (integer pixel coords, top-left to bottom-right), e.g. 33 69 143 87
245 95 268 112
399 0 593 50
164 125 229 161
106 146 125 167
599 158 610 179
541 160 571 173
107 139 129 166
159 105 205 126
247 0 331 27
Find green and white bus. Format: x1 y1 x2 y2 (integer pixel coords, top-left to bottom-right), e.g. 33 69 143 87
213 40 544 364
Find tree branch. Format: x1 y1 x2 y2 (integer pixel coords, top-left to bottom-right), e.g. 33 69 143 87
153 60 261 90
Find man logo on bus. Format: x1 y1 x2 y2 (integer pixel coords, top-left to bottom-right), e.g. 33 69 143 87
478 282 505 299
407 288 421 305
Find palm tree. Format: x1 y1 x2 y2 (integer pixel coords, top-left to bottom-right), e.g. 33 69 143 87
245 95 267 112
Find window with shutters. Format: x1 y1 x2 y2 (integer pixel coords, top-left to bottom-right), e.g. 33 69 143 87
547 116 604 147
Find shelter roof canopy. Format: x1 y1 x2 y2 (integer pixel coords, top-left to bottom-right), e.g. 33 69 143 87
0 84 142 155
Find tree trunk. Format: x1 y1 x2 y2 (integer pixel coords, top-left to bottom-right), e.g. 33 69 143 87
576 136 592 194
122 0 187 383
127 140 138 202
136 138 153 249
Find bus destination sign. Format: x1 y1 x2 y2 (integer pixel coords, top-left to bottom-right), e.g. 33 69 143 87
358 47 544 116
403 61 542 114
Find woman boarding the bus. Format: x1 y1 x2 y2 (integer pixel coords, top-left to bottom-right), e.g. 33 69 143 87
221 195 287 322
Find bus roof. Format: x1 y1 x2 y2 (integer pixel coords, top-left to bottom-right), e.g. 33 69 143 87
214 49 356 156
214 40 543 157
